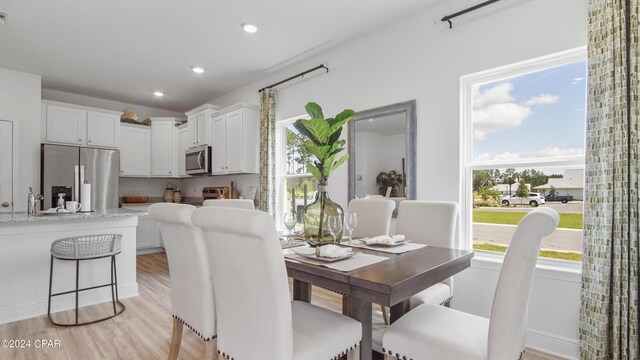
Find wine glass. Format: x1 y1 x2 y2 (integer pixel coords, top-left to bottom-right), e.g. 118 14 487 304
328 215 343 245
283 211 297 244
344 212 358 246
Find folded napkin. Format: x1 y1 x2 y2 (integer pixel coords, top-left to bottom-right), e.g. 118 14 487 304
44 207 70 214
318 244 352 258
364 234 405 245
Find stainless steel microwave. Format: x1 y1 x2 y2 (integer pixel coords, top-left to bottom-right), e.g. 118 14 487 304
185 145 212 175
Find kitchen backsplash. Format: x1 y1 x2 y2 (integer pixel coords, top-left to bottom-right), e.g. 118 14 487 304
118 174 259 200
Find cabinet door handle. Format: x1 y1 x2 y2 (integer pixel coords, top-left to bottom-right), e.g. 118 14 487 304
78 139 82 142
88 140 92 143
169 171 172 174
1 202 9 208
120 170 124 173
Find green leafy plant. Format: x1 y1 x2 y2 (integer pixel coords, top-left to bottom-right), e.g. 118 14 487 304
293 102 355 183
376 170 404 196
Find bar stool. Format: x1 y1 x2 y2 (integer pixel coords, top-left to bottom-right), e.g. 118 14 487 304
47 234 125 326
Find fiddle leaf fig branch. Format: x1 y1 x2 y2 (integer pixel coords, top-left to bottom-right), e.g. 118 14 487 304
293 102 355 182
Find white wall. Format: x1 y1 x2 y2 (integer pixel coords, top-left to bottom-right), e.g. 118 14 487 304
42 89 185 120
208 0 587 357
0 68 42 211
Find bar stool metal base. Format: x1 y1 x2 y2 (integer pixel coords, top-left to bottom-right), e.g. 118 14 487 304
47 253 125 327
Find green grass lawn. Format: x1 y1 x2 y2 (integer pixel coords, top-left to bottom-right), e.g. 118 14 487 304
473 243 582 262
473 210 583 229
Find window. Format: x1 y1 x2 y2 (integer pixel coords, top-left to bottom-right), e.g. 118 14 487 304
461 48 587 263
275 118 316 229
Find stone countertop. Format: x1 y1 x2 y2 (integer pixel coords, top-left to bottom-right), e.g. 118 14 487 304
0 208 145 224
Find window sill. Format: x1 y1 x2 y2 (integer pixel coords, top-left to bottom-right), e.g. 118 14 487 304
471 250 581 282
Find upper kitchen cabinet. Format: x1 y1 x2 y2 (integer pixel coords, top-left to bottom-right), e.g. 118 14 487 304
42 100 120 148
150 117 181 177
119 124 151 177
184 104 221 148
176 125 189 177
209 103 259 175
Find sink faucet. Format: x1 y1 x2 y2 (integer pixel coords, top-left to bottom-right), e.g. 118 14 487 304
27 187 43 215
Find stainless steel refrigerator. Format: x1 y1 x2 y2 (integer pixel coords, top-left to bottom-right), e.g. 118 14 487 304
41 144 119 211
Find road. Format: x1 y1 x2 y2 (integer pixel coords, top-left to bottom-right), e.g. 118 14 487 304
473 203 583 253
473 223 582 253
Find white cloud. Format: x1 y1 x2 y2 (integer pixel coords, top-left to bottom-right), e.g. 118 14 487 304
524 94 559 106
473 146 584 161
473 82 514 109
535 146 584 157
473 103 532 139
472 83 560 139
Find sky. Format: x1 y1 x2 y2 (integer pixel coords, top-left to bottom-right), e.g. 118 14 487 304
472 60 587 162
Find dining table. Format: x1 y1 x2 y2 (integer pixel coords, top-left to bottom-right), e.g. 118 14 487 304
284 243 474 360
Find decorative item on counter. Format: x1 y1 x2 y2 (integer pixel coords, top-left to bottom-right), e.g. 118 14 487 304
80 180 92 212
122 195 149 203
230 181 238 199
173 187 182 203
142 117 152 126
293 102 354 246
163 183 174 203
120 108 142 125
215 187 229 199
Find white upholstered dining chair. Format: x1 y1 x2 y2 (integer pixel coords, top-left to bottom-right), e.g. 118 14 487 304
382 206 559 360
348 198 396 237
148 203 216 360
396 200 458 309
202 199 255 209
191 206 362 360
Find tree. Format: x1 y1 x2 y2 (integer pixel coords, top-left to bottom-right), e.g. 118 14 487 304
472 170 492 191
478 185 500 202
515 180 529 198
549 185 557 196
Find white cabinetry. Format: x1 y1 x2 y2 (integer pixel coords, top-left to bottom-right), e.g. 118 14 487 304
119 124 151 177
42 101 120 148
177 126 189 176
121 204 163 252
208 103 259 175
150 117 180 177
184 104 221 148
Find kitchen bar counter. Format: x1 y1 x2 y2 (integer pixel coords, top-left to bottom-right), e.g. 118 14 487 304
0 210 140 324
0 208 144 224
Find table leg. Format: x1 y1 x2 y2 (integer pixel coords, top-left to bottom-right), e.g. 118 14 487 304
348 296 372 360
292 279 311 302
389 299 410 324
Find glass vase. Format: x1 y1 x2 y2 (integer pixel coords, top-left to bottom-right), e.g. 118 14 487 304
303 182 344 247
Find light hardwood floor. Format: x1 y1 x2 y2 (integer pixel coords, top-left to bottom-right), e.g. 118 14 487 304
0 253 562 360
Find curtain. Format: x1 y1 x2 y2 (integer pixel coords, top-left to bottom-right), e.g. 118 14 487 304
580 0 639 358
257 89 277 215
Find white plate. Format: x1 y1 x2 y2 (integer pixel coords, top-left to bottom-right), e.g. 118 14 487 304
292 247 354 262
364 239 412 247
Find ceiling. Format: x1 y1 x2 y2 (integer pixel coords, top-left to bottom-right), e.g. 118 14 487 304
355 113 406 136
0 0 437 112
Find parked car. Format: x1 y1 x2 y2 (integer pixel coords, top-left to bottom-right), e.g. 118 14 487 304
545 194 574 203
500 192 546 207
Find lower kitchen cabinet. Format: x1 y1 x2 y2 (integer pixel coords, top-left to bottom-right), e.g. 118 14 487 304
122 205 163 252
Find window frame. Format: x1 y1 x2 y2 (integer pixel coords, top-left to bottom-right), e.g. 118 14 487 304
460 46 587 268
275 115 310 229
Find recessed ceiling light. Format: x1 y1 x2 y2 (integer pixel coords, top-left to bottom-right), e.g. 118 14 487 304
241 22 258 33
192 66 204 74
153 91 165 97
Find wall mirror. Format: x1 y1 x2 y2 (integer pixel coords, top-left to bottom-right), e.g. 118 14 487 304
348 100 416 204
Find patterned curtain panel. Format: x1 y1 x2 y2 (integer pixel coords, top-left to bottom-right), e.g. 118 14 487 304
257 89 277 215
580 0 639 358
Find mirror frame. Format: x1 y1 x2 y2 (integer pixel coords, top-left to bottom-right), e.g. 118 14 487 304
348 100 417 201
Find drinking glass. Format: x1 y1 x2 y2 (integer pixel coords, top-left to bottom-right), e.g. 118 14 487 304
283 211 297 244
344 212 358 246
328 215 343 245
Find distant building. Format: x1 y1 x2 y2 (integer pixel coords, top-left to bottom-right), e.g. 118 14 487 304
494 183 531 196
533 168 584 200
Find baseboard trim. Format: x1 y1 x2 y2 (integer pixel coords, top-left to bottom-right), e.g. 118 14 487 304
0 283 139 325
527 327 580 359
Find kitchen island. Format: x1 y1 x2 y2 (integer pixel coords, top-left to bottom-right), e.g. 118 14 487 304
0 209 143 324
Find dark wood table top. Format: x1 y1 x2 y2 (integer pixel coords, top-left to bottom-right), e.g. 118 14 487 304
284 245 474 306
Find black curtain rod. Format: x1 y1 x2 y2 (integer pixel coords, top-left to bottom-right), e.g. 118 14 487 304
258 64 329 93
441 0 501 29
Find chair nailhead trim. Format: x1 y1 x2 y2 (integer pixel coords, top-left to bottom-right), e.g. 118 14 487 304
382 348 413 360
218 341 360 360
439 296 453 306
172 315 216 341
